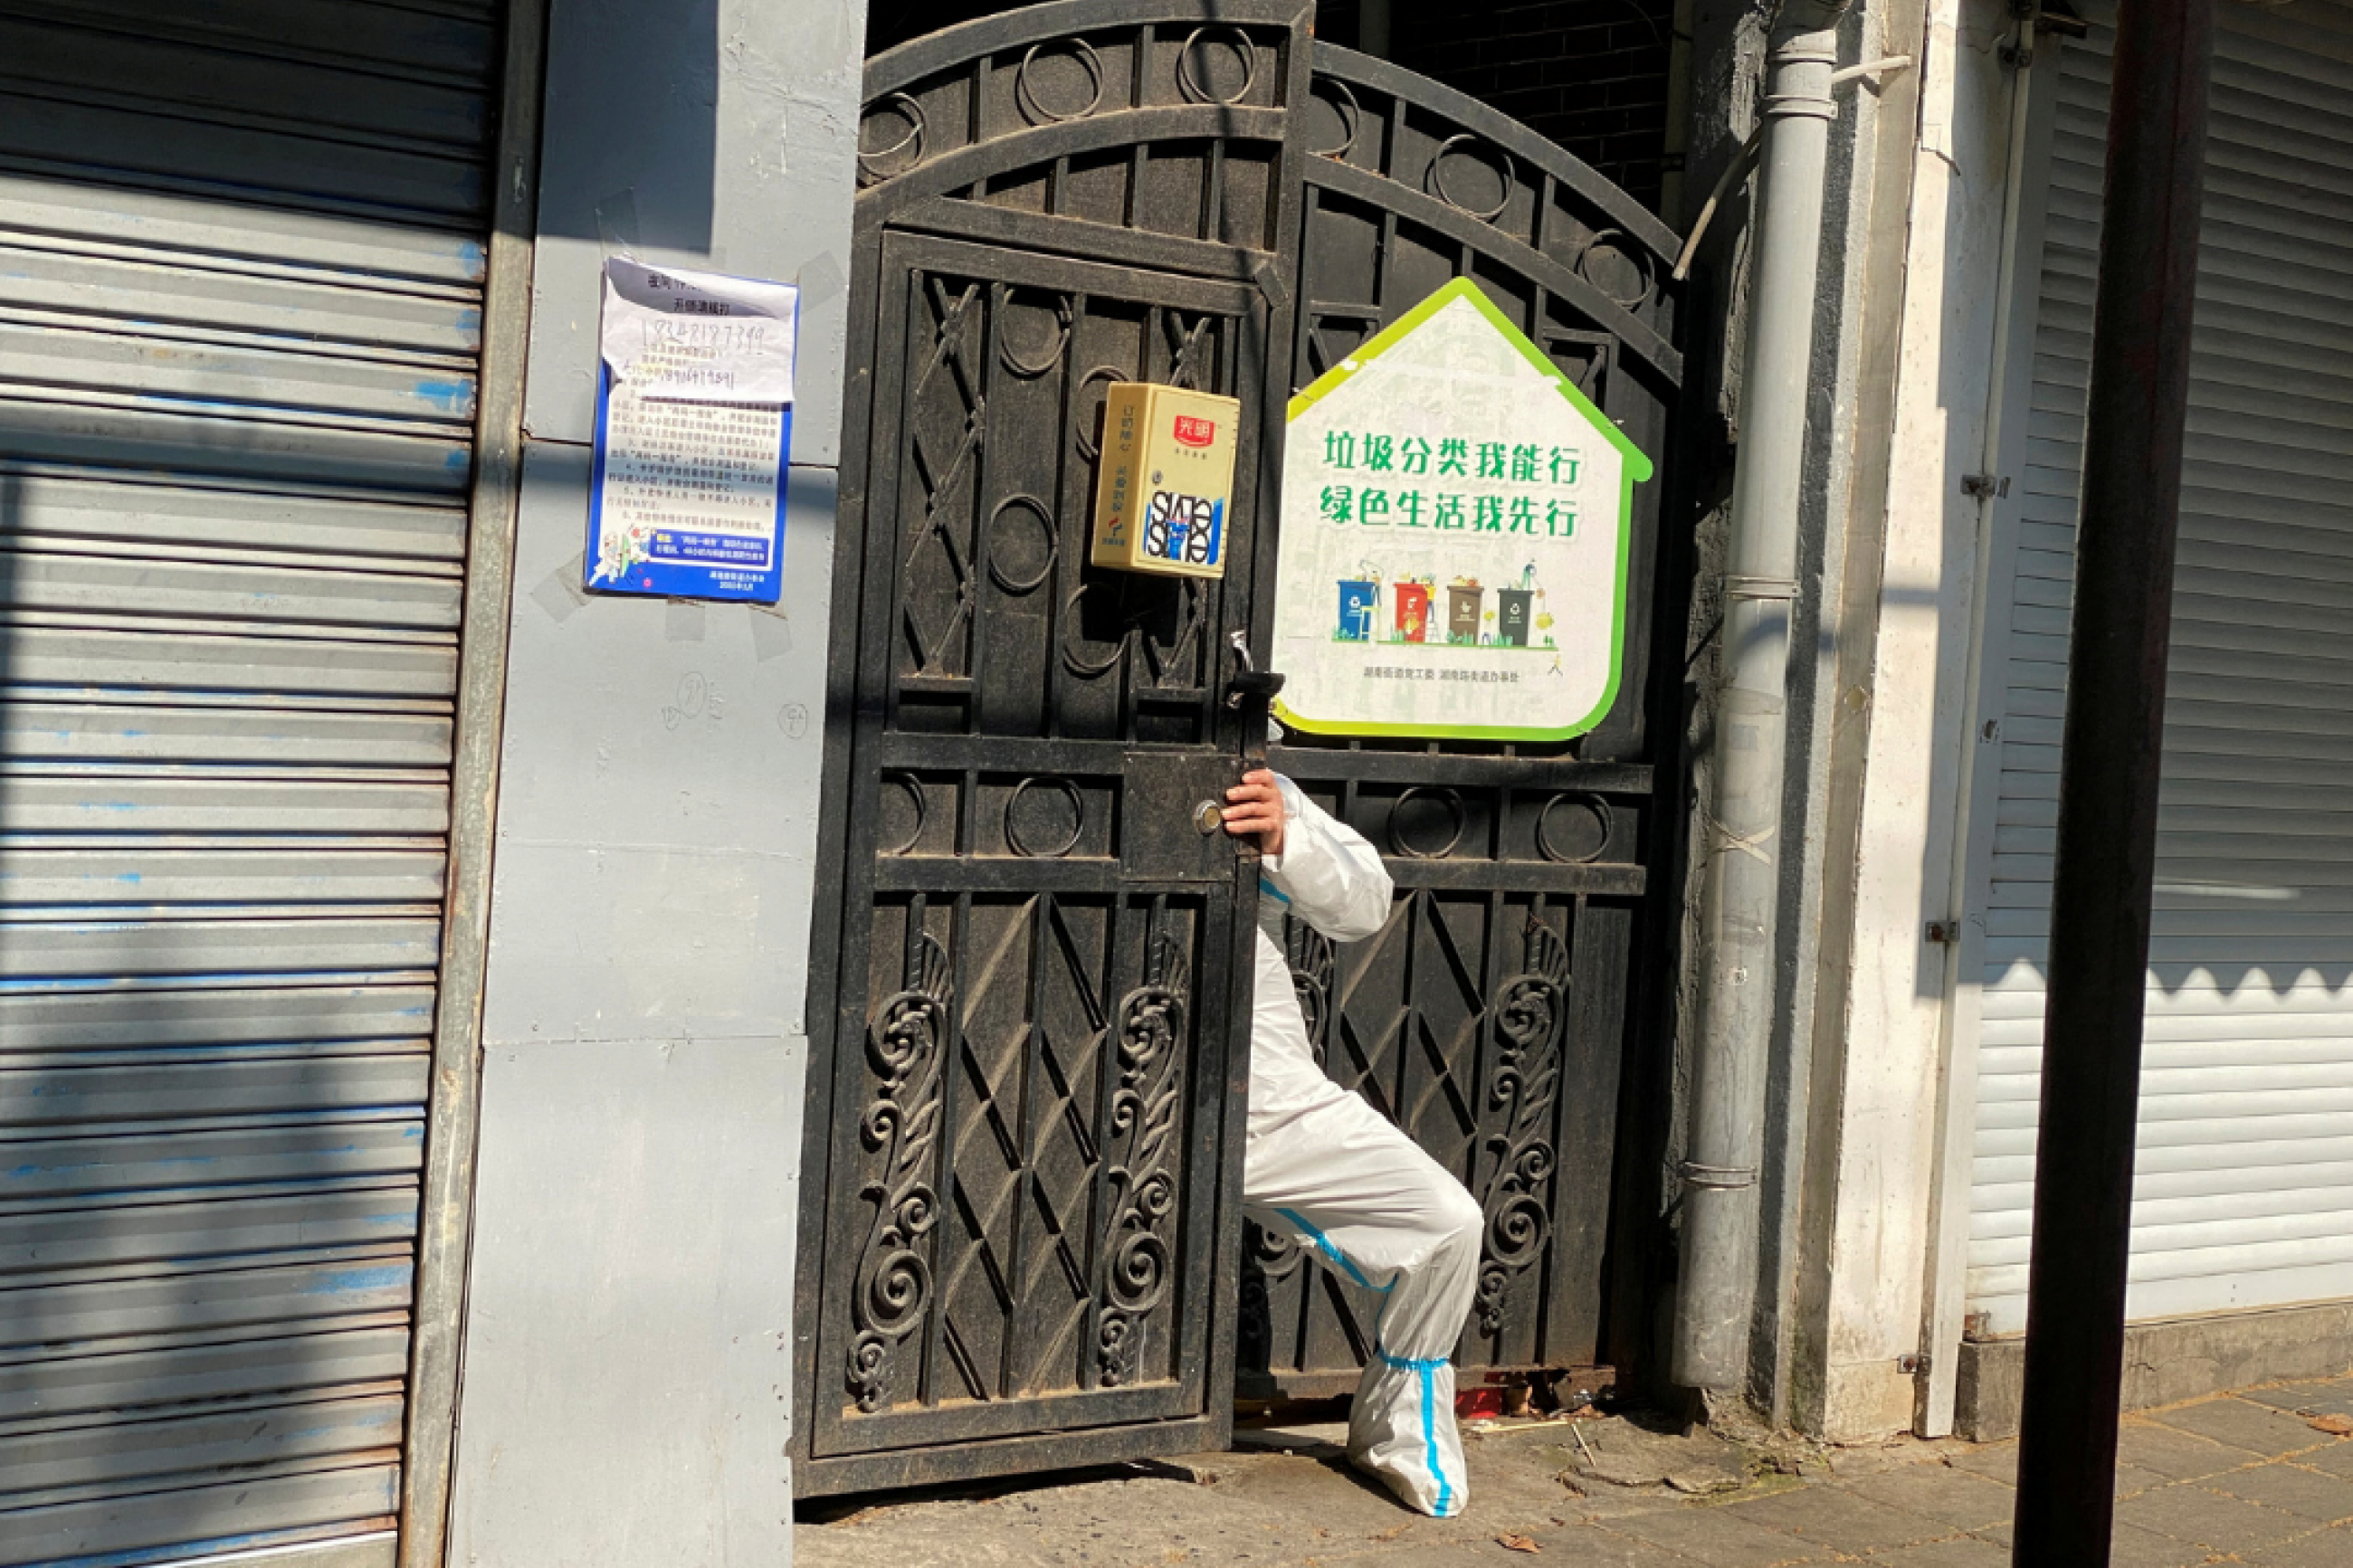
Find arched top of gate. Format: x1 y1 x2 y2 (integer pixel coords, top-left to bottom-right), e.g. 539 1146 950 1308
853 3 1683 386
1304 43 1683 389
856 0 1308 257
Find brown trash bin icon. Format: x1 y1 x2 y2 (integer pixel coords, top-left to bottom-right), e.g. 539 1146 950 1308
1446 582 1482 643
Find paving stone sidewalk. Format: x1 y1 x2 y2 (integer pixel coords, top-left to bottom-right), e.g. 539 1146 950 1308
795 1374 2353 1566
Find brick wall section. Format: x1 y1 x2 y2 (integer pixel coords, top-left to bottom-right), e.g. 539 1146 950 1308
1322 0 1678 212
870 0 1680 214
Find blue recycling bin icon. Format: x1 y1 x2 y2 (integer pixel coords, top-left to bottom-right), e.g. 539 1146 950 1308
1336 578 1379 641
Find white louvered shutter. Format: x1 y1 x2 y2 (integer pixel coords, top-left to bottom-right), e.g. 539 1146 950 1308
0 3 499 1563
1967 0 2353 1335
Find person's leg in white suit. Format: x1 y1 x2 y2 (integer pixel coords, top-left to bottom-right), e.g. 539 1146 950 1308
1224 765 1483 1516
1243 1083 1484 1516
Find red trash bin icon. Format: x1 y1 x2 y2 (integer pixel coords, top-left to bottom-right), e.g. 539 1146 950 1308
1395 581 1432 642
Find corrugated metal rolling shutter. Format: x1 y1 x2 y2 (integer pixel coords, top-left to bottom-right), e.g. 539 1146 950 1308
1967 0 2353 1335
0 2 497 1563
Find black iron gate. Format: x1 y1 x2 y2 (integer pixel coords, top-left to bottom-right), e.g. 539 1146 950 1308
795 0 1681 1496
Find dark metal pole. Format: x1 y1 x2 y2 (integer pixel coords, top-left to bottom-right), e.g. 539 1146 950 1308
2011 1 2214 1563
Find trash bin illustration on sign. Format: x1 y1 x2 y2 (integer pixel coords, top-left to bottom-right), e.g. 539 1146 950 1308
1394 579 1432 643
1336 577 1380 641
1497 587 1533 647
1446 581 1482 644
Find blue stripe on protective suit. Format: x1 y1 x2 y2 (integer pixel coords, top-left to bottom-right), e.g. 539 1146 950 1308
1274 1206 1381 1293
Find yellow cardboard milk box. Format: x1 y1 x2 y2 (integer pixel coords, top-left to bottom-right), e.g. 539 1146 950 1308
1089 382 1241 577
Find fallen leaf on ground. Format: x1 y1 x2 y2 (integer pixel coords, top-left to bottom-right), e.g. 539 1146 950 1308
1497 1533 1542 1554
2308 1413 2353 1437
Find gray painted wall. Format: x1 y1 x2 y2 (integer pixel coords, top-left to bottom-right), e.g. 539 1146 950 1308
1662 0 1919 1430
448 0 867 1560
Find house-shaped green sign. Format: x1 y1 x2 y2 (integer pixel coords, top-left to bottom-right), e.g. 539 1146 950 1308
1271 277 1654 742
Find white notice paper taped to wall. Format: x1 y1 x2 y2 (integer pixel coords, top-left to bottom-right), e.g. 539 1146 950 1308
587 259 799 603
599 258 798 404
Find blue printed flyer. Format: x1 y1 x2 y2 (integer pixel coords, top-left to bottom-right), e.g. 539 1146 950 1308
586 258 798 603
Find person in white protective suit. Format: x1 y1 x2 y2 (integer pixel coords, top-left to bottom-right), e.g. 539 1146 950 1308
1221 764 1485 1518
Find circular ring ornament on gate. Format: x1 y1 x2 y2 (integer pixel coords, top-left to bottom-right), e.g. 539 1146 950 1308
1017 37 1105 124
996 288 1072 378
985 494 1058 594
880 771 928 856
1307 78 1361 160
1177 25 1258 105
857 91 927 185
1572 227 1653 310
1005 776 1086 858
1059 584 1128 679
1429 134 1516 223
1073 364 1128 461
1536 792 1614 865
1389 786 1467 860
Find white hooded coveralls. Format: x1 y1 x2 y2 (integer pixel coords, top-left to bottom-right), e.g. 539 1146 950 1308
1242 774 1483 1517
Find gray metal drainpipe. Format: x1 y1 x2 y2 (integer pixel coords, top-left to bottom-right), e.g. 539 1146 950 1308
1671 0 1853 1392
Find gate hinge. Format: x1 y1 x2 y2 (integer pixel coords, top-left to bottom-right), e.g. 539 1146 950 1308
1925 920 1960 945
1960 472 2009 499
1899 1353 1932 1376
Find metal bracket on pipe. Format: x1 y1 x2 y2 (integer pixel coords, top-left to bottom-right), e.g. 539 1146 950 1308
1679 1160 1758 1192
1671 55 1916 281
1829 53 1914 88
1724 574 1798 601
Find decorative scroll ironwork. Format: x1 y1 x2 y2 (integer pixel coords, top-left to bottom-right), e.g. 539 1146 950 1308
848 933 954 1412
1097 930 1189 1384
1474 917 1571 1335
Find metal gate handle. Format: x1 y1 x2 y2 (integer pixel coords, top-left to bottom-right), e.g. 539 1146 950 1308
1224 628 1284 711
1224 628 1284 774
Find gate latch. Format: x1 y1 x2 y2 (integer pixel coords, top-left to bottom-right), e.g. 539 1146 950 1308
1123 751 1248 881
1224 629 1286 711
